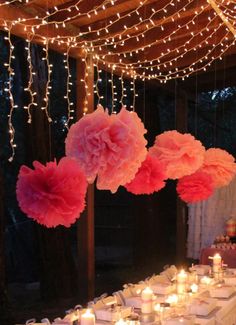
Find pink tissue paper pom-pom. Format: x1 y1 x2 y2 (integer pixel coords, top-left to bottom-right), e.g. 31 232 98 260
16 157 88 228
65 105 110 183
149 130 205 179
124 153 167 195
177 171 214 203
200 148 236 188
96 107 148 193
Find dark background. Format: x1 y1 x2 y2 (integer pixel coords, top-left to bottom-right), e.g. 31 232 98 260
0 32 236 324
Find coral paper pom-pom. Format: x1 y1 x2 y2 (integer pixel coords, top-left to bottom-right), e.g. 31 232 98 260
149 130 205 179
65 105 110 183
125 154 166 195
96 107 147 193
65 105 147 193
200 148 236 188
16 157 88 228
177 171 214 203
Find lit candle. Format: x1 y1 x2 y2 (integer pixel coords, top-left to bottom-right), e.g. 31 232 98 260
176 269 187 294
141 287 153 314
190 283 198 294
81 309 95 325
213 253 222 273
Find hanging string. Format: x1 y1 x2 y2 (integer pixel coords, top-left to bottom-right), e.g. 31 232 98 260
24 33 37 124
120 72 126 107
94 58 102 105
131 74 137 112
41 39 52 123
110 69 115 113
46 0 52 161
4 23 17 162
64 43 74 129
81 50 89 115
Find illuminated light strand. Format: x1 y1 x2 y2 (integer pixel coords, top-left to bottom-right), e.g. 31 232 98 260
24 38 37 124
0 0 26 6
149 36 236 81
92 5 212 69
130 74 137 111
110 69 115 113
100 3 210 57
41 40 52 122
64 44 74 129
118 15 222 71
1 0 234 82
217 1 236 17
4 25 17 162
208 0 236 37
81 51 89 115
83 0 178 45
97 33 235 81
13 0 117 29
119 72 126 107
94 59 103 105
98 13 224 74
7 0 147 44
125 16 221 68
91 0 194 49
53 0 179 48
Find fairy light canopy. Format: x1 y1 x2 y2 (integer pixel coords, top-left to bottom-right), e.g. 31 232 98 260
0 0 235 82
1 0 236 162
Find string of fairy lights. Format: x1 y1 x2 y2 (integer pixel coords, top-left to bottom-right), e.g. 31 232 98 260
0 0 236 161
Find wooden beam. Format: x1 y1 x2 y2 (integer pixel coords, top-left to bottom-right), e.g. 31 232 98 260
76 55 95 303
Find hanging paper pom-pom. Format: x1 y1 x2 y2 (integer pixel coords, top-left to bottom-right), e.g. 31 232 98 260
66 105 147 193
16 157 88 228
96 107 148 192
124 153 166 195
177 171 214 203
65 105 110 183
200 148 236 188
149 130 205 179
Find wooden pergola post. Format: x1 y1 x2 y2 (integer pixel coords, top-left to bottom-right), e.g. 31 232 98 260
176 90 188 265
76 55 95 302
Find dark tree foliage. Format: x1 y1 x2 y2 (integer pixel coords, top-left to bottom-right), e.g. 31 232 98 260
188 88 236 155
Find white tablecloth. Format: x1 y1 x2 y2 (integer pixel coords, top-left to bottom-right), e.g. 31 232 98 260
195 291 236 325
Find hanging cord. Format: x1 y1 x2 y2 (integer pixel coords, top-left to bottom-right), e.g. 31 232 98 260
5 23 17 162
120 72 126 107
24 33 37 125
95 57 102 105
110 69 115 113
64 42 73 129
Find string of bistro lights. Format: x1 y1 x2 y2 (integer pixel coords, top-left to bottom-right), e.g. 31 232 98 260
0 0 236 161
